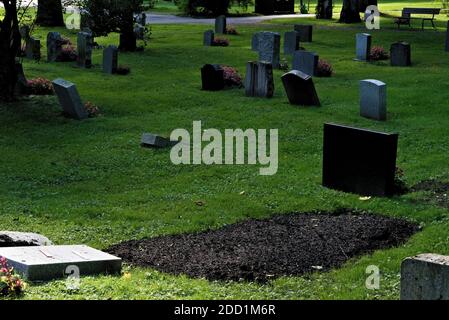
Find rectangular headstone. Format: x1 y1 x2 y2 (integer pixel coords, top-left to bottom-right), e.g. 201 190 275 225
204 30 215 46
103 45 118 74
47 32 62 62
245 61 274 98
252 31 281 68
25 37 41 60
284 31 300 55
0 245 122 281
281 70 320 106
390 42 411 66
446 21 449 52
201 64 225 91
322 123 398 197
215 15 227 34
401 254 449 300
141 133 177 148
294 24 313 42
52 78 88 120
292 50 319 76
77 31 93 68
355 33 371 61
20 25 30 41
360 79 387 121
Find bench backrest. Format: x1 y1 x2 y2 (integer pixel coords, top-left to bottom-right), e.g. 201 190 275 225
402 8 441 16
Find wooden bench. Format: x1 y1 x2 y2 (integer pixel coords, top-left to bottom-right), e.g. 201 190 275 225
394 8 441 30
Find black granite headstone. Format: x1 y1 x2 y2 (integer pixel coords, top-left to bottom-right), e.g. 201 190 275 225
141 133 178 148
281 70 320 106
390 42 411 67
201 64 225 91
294 25 313 42
322 123 399 197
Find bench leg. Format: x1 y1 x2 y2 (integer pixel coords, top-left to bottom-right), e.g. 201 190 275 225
431 19 436 29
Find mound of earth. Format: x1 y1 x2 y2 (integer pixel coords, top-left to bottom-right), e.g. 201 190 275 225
412 179 449 210
107 211 419 282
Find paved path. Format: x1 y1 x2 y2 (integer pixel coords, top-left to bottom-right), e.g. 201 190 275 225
146 13 314 25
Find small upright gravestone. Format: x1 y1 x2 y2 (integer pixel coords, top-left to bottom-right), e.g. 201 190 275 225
103 45 118 74
201 64 225 91
284 31 300 55
245 61 274 98
77 31 93 68
401 253 449 300
25 37 41 60
47 32 63 62
360 79 387 121
294 24 313 42
252 31 281 69
52 78 88 120
292 50 319 76
355 33 371 61
204 30 215 46
322 123 398 197
215 15 227 34
390 42 411 66
281 70 320 106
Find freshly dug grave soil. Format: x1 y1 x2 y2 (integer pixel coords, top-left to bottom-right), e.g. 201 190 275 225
412 179 449 210
107 210 419 282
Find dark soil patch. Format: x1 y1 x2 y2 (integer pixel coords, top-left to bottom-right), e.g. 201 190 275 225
412 179 449 210
107 210 419 282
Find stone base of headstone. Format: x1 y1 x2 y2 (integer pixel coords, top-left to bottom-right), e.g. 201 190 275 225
390 42 411 67
245 61 274 98
360 79 387 121
281 70 320 106
52 78 88 120
401 254 449 300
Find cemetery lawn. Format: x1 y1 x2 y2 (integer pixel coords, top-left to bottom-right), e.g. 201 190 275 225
2 6 449 299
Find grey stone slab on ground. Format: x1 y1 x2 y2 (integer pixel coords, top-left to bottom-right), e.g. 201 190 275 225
215 15 227 34
401 253 449 300
355 33 371 61
204 30 215 46
294 24 312 42
284 31 300 55
47 32 63 62
281 70 320 106
0 245 122 281
77 31 93 68
292 50 319 76
251 31 281 68
390 42 411 66
244 61 274 98
25 37 41 60
141 133 178 148
360 79 386 121
103 45 118 74
52 78 88 120
0 231 52 247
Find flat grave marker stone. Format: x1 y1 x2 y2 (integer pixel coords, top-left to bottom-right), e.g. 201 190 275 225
141 133 178 148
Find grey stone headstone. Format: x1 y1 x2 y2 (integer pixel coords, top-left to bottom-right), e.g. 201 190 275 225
284 31 300 55
390 42 411 67
294 24 313 42
401 254 449 300
245 61 274 98
355 33 372 61
141 133 178 148
77 31 93 68
446 21 449 52
0 231 52 247
251 31 281 69
360 79 387 121
47 32 63 62
25 37 41 61
0 245 122 281
204 30 215 46
292 50 319 76
103 45 118 74
281 70 320 106
52 78 88 120
215 15 227 34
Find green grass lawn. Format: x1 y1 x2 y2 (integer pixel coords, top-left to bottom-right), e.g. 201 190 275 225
1 1 449 300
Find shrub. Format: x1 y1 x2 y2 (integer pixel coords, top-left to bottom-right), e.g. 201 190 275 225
58 44 78 62
0 257 26 297
221 65 243 88
27 77 54 95
226 26 239 35
177 0 231 16
84 101 101 117
212 37 229 47
370 46 389 61
316 59 333 77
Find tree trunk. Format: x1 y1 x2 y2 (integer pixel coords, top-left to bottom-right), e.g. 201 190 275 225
36 0 65 26
0 0 22 101
339 0 361 23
